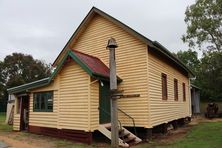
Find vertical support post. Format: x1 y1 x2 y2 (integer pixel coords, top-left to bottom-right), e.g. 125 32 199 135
145 128 152 141
107 38 119 148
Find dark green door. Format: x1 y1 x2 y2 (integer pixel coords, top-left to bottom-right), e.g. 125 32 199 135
99 81 111 124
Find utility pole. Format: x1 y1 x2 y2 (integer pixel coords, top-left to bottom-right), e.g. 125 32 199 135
107 38 119 148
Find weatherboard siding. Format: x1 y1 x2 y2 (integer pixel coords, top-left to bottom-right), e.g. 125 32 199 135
72 14 150 127
28 61 92 131
148 52 191 127
13 97 21 131
90 80 99 131
13 114 20 131
58 61 90 131
29 77 59 128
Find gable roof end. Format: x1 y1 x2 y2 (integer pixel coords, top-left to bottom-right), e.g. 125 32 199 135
52 7 194 78
52 7 155 67
50 49 122 82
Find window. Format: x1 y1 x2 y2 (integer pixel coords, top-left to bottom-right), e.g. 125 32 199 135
182 83 186 101
33 91 53 112
174 79 178 101
161 73 168 100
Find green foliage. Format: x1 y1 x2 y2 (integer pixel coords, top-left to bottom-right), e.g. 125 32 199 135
175 50 222 100
174 49 200 87
182 0 222 51
0 53 51 112
199 51 222 100
3 53 51 88
176 49 200 75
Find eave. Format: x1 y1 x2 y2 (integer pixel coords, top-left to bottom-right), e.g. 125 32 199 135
7 77 50 94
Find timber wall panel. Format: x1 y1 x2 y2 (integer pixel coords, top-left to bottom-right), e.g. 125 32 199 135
13 97 20 131
13 114 20 131
29 79 59 128
148 52 191 127
90 81 99 131
72 14 149 127
29 61 91 131
58 61 90 131
29 77 59 128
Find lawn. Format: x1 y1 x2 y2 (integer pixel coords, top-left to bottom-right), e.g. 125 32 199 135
0 112 12 132
137 122 222 148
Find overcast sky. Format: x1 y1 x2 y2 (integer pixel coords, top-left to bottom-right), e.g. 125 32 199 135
0 0 196 64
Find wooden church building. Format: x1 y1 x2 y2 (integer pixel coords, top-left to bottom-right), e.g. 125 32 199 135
8 7 193 147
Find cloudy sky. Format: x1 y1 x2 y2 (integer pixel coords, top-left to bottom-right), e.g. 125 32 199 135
0 0 196 64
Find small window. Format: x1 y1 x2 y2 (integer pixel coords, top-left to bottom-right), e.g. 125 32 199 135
174 79 178 101
33 91 53 112
161 73 168 100
182 83 186 101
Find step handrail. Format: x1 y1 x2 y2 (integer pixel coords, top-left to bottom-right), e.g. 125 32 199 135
118 108 137 136
98 107 123 129
98 107 125 142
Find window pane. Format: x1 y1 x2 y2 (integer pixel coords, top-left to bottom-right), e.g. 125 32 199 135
174 79 178 101
162 73 167 100
33 91 53 112
34 94 40 110
41 94 46 110
183 83 186 101
47 92 53 110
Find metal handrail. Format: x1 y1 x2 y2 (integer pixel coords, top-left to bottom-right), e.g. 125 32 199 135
98 107 125 142
98 107 123 130
118 108 137 136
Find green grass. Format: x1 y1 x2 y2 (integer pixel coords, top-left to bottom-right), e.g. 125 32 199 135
170 122 222 148
138 122 222 148
0 112 12 132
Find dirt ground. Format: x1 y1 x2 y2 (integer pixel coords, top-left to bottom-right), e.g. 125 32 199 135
0 132 56 148
1 116 222 148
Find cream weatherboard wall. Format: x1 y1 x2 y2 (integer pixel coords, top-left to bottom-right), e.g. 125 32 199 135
148 52 191 127
13 114 20 130
71 14 150 128
89 79 99 131
18 61 99 132
58 61 90 131
13 97 20 131
29 76 59 128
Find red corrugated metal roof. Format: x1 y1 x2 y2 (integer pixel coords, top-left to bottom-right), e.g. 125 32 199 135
71 49 110 78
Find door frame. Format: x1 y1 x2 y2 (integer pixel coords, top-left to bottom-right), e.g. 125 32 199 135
18 94 29 131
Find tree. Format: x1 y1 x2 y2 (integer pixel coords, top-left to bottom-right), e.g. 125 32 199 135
182 0 222 51
176 49 200 75
199 51 222 100
3 53 51 88
0 53 51 112
0 61 5 99
176 49 222 100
